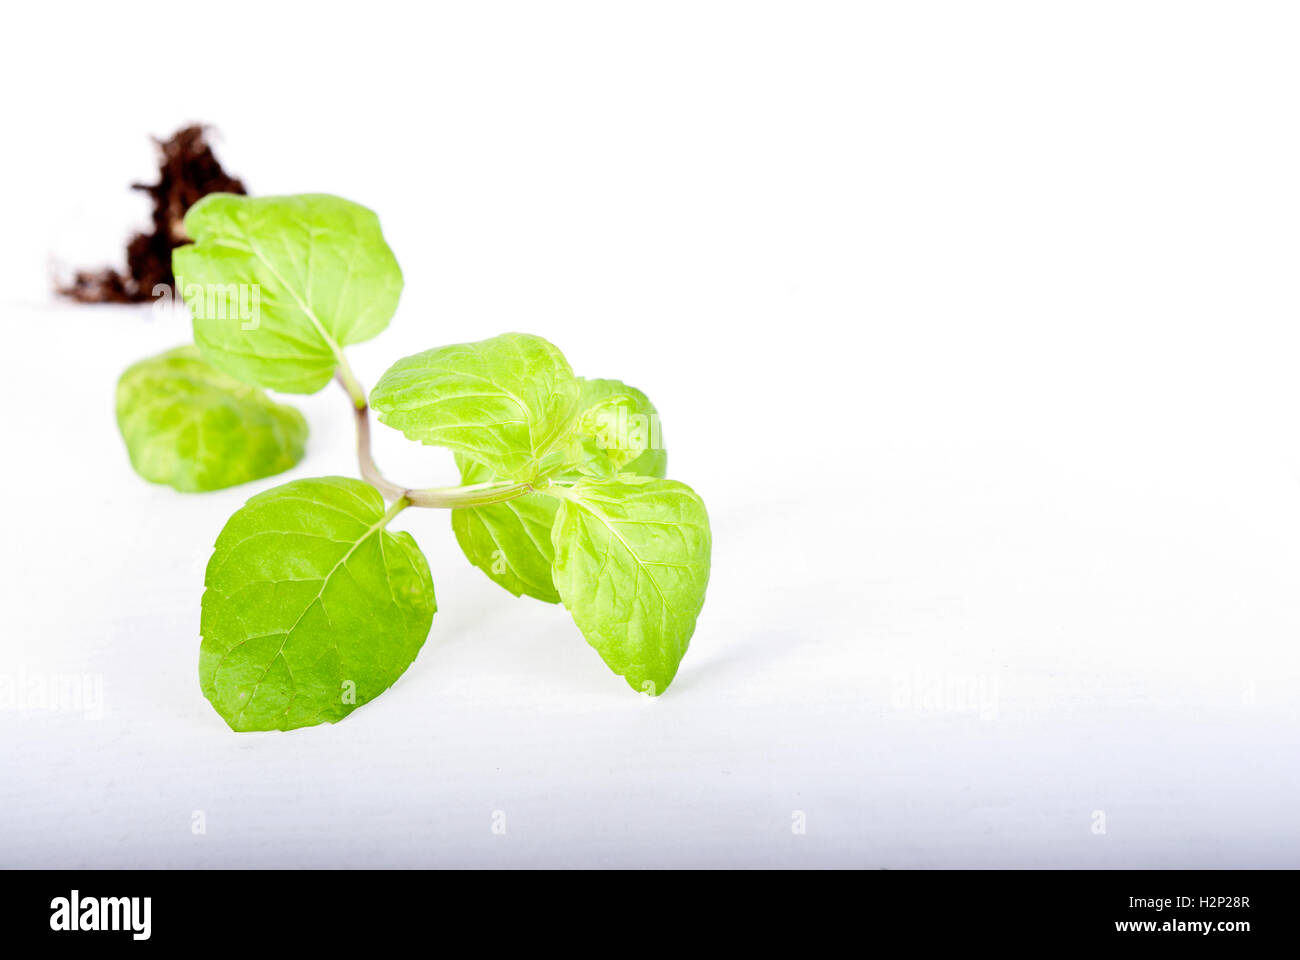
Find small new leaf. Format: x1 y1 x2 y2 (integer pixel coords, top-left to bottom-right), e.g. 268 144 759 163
551 476 711 695
200 477 435 731
173 194 403 393
566 378 667 479
370 333 580 481
117 345 307 492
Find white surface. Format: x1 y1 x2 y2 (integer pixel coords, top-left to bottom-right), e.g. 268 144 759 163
2 1 1299 867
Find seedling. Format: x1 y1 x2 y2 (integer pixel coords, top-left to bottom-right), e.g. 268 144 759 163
117 193 712 731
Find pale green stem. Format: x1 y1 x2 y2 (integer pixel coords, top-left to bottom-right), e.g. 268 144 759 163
334 357 368 411
405 479 537 509
380 495 411 525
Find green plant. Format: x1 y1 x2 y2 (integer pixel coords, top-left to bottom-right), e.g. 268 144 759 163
116 193 712 731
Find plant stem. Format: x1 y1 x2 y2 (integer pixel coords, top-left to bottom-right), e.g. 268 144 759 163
335 356 368 410
406 479 537 509
340 372 534 508
380 494 410 526
350 396 410 500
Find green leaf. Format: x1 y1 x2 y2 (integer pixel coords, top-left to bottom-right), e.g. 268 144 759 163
566 378 668 479
370 333 580 481
550 477 711 695
200 477 435 731
173 193 403 394
116 345 307 492
450 455 562 603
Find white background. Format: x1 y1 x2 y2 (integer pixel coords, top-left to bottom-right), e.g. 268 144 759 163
2 1 1298 867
